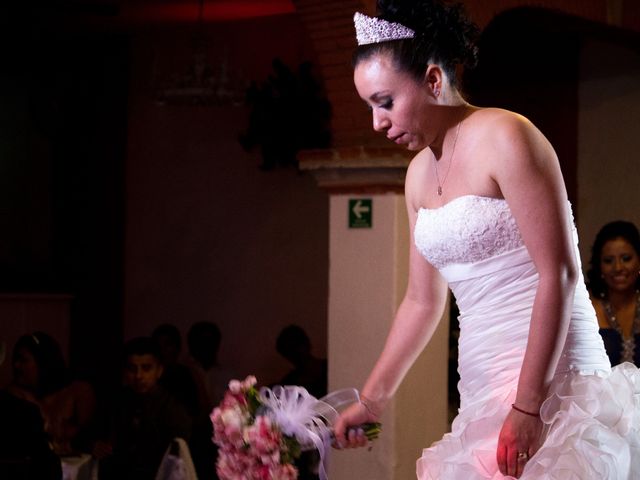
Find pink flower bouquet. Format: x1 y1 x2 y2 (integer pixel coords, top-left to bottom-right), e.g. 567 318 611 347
211 376 380 480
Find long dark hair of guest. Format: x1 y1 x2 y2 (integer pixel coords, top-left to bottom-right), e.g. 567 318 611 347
586 220 640 298
13 331 70 397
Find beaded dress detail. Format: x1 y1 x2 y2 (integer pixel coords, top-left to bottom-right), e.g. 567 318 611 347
415 195 524 269
413 195 640 479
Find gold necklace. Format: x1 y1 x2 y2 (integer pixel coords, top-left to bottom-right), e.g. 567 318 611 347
433 118 462 196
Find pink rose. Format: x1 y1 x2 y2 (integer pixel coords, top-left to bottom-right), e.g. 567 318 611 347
246 416 281 454
243 375 257 390
212 404 250 449
228 379 242 394
273 463 298 480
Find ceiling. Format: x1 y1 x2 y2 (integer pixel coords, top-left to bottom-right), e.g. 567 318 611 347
28 0 296 25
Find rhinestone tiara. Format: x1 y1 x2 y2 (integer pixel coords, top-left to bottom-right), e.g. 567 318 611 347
353 12 415 46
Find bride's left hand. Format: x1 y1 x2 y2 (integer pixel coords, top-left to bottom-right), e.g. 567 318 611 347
496 408 542 478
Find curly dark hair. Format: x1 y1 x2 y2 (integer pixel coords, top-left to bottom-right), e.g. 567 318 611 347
586 220 640 297
353 0 479 87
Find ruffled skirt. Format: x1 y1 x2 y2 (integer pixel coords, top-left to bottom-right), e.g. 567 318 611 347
417 242 640 479
417 363 640 479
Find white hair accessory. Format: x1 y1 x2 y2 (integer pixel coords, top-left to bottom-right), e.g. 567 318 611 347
354 12 415 46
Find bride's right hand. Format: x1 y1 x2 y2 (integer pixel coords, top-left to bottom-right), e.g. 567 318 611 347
333 402 375 449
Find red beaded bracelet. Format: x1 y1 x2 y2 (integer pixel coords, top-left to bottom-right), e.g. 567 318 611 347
511 404 540 417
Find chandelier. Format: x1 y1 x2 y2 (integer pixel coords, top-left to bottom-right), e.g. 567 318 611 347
154 0 246 106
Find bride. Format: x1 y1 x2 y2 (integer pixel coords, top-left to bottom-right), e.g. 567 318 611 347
334 1 640 478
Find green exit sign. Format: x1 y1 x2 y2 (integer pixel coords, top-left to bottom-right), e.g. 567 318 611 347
349 198 372 228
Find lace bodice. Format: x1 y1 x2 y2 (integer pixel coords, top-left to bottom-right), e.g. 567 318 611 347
414 195 524 269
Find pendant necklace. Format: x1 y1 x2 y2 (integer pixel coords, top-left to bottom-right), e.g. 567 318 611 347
602 290 640 363
433 117 462 196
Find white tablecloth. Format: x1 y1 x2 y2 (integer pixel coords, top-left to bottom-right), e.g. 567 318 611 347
61 454 97 480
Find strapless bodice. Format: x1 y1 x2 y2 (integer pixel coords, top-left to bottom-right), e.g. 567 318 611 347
414 195 524 270
413 195 610 402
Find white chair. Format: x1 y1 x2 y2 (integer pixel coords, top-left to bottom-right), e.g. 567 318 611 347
155 438 198 480
61 453 98 480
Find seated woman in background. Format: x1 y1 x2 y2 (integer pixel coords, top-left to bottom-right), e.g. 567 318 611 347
7 331 96 455
587 221 640 365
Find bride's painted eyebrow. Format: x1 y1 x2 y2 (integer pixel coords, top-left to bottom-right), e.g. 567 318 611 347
370 92 391 103
361 91 392 110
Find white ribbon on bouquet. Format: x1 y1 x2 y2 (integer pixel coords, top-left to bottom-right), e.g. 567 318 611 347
258 386 361 480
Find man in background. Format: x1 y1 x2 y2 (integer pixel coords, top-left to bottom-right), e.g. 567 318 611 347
95 337 191 480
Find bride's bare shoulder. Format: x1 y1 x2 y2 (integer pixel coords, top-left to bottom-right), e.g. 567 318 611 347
468 108 550 157
468 107 532 130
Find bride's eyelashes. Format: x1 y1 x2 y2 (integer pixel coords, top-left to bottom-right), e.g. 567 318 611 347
379 98 393 110
364 99 393 111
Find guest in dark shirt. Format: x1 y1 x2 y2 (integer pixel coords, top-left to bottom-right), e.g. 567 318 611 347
151 323 199 416
276 325 327 480
7 331 96 455
0 340 61 480
95 337 191 480
187 321 236 480
587 221 640 366
276 325 327 398
0 391 62 480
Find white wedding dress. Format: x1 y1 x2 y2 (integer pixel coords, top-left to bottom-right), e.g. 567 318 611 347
413 195 640 479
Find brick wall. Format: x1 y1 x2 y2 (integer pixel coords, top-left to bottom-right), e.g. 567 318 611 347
292 0 381 148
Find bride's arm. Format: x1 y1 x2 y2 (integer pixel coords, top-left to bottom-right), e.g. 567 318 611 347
355 244 449 412
490 111 578 476
333 158 449 448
